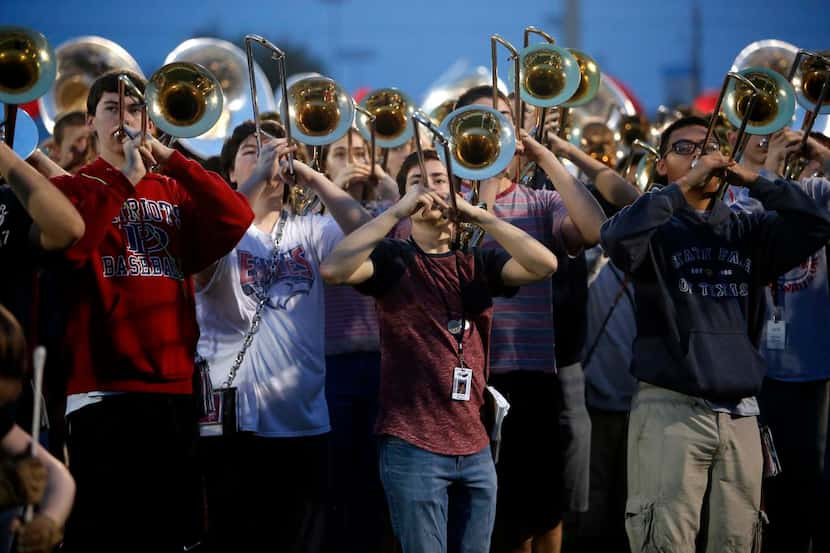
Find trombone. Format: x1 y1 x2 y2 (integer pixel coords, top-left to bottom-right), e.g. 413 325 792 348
0 27 57 159
112 62 224 149
412 110 484 252
700 67 795 203
245 34 357 214
355 87 414 174
782 50 830 179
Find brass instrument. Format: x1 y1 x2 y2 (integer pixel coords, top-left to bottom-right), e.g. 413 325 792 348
244 35 307 214
512 29 580 141
165 37 275 159
245 34 356 214
111 61 223 150
412 110 483 252
0 27 57 158
146 62 224 139
701 68 795 202
356 88 413 149
355 88 414 174
421 65 509 126
113 73 148 143
39 36 143 133
439 104 517 181
631 139 661 193
783 50 830 179
435 100 517 250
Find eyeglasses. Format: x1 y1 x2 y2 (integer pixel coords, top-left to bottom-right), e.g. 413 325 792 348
668 139 721 157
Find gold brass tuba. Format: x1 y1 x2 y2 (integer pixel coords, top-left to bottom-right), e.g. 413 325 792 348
0 26 57 158
164 38 275 160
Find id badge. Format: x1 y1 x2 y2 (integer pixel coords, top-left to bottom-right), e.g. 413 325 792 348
198 387 238 437
765 320 786 351
452 367 472 401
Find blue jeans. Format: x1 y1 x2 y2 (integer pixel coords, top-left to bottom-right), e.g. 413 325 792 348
378 435 497 553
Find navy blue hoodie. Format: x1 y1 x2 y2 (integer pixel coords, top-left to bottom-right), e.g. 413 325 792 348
600 177 830 400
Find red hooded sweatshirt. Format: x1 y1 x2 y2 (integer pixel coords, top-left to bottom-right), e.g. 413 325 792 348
52 151 254 395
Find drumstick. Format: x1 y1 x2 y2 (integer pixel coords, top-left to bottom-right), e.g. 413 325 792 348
24 346 46 523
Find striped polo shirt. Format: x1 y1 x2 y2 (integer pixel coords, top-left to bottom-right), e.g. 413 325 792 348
481 182 568 374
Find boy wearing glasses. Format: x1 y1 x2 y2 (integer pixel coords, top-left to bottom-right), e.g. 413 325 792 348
601 116 830 552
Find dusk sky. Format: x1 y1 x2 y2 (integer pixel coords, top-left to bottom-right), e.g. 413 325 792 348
3 0 828 116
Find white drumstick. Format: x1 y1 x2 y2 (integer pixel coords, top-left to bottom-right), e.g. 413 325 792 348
24 346 46 523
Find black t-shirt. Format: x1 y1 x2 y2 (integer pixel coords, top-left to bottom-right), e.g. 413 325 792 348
0 186 35 329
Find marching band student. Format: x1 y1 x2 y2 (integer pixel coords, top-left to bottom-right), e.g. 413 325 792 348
320 149 558 553
0 138 84 326
454 85 606 553
197 120 371 553
52 111 96 174
731 128 830 553
601 116 830 553
0 305 75 553
544 126 642 530
49 70 255 553
320 128 397 553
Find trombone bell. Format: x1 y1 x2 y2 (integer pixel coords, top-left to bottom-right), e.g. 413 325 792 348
724 67 796 135
288 76 354 146
793 53 830 115
146 62 224 138
561 50 601 108
514 43 580 108
0 27 56 106
357 88 414 149
439 105 516 181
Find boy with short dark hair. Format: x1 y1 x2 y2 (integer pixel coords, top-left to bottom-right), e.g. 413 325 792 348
601 115 830 552
50 69 254 552
320 149 558 553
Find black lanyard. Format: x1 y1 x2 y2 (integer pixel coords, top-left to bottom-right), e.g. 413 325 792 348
409 238 469 366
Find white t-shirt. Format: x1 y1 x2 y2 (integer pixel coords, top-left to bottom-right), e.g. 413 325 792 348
196 213 343 437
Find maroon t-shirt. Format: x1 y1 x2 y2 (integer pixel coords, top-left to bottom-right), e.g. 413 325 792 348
356 238 517 455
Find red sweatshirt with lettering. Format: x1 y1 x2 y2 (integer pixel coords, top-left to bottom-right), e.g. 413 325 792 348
52 152 254 395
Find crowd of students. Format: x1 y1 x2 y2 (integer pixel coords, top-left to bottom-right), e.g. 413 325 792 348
0 45 829 553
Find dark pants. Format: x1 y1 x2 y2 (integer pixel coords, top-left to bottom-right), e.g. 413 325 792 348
759 377 830 553
324 352 386 553
489 371 564 551
63 394 203 553
569 408 631 553
201 432 329 553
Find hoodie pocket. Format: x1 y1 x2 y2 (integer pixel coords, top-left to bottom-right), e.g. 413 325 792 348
683 329 766 399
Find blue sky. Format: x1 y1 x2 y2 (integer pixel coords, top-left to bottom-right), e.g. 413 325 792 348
3 0 828 114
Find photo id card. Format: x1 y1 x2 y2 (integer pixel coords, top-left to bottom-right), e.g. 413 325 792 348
765 320 786 351
452 367 472 401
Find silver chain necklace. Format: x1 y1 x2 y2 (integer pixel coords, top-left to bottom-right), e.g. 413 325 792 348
223 210 288 388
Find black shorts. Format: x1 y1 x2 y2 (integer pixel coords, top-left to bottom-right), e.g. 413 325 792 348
489 370 565 545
